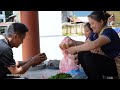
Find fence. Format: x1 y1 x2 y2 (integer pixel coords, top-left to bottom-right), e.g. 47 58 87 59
62 23 84 36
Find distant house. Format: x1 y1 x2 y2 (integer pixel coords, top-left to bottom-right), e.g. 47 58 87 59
67 16 83 24
0 22 13 34
77 17 89 23
0 11 6 23
6 11 20 22
62 11 74 22
6 14 16 22
62 11 91 23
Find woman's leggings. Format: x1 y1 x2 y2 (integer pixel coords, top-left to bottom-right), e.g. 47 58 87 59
78 51 118 79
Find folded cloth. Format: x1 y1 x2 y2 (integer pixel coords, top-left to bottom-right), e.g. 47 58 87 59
47 60 60 69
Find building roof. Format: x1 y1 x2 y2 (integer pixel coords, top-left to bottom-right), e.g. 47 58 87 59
68 17 83 23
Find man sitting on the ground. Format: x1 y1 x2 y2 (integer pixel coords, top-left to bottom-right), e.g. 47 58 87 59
0 23 47 79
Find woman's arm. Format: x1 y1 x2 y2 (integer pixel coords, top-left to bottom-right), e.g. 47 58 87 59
66 35 111 55
72 39 84 46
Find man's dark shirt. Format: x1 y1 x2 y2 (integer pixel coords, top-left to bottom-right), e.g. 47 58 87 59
0 39 16 78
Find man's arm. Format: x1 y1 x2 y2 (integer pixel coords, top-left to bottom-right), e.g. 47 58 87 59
8 57 34 74
8 53 47 74
16 57 32 67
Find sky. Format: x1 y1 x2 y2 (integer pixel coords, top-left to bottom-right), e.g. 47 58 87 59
73 11 93 17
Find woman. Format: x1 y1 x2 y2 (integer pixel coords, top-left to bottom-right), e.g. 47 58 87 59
66 11 120 79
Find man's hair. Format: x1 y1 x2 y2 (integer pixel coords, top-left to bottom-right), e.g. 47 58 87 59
5 23 28 37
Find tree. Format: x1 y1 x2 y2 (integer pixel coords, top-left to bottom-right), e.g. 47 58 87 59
5 11 13 21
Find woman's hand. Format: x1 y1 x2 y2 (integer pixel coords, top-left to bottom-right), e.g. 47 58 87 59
90 48 100 54
65 46 77 55
59 37 75 50
90 48 105 55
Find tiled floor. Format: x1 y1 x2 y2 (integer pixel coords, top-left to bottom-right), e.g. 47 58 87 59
21 68 60 79
21 61 60 79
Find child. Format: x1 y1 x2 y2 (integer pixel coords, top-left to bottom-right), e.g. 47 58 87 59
59 22 93 50
59 22 93 66
83 22 93 40
58 23 93 79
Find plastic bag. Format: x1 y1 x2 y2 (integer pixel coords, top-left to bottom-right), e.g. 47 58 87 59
59 36 79 73
67 67 88 79
59 36 75 50
59 53 79 73
59 36 87 79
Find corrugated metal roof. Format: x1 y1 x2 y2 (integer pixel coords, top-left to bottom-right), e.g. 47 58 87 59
68 17 82 23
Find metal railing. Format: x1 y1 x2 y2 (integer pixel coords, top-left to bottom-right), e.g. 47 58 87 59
62 22 84 36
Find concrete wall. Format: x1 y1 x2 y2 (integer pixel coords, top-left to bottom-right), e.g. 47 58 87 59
38 11 62 36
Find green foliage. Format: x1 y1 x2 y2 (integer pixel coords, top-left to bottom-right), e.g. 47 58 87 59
0 26 7 34
5 11 13 21
48 73 72 79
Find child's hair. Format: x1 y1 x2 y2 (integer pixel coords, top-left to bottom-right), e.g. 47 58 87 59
84 22 93 32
